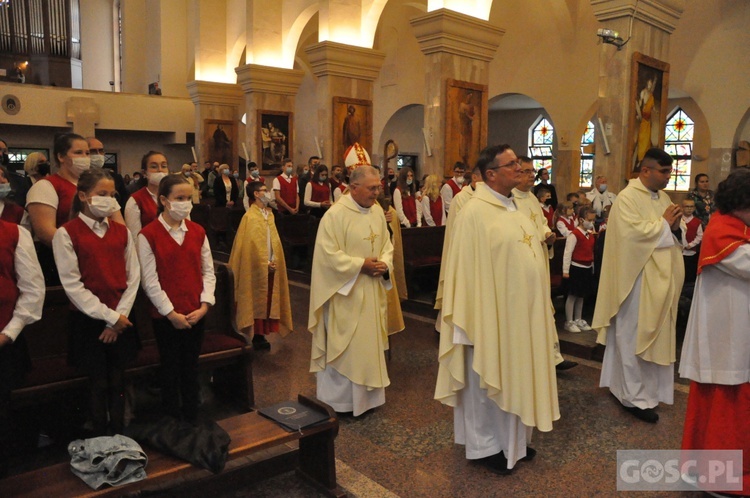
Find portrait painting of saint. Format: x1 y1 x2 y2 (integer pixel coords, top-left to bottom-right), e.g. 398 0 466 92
258 111 293 171
205 119 235 167
444 79 487 178
333 97 372 167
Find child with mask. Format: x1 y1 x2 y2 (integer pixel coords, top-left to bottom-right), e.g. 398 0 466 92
52 168 140 434
138 174 215 422
562 206 597 333
273 159 299 215
124 151 169 236
304 164 333 218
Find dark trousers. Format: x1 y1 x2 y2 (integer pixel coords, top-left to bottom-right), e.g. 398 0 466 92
153 318 205 422
0 335 30 474
683 253 699 284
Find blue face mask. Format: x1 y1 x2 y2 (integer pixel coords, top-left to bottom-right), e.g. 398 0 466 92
250 170 260 178
0 183 11 199
406 179 413 186
233 172 239 179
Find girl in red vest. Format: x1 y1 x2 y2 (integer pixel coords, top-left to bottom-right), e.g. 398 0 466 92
420 175 445 227
562 206 597 333
536 187 555 230
394 167 422 227
138 175 215 423
52 168 140 435
124 151 169 237
0 165 27 226
554 201 577 237
304 164 333 218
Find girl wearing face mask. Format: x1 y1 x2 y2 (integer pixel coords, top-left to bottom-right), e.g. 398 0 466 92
554 201 578 238
138 175 215 422
394 167 422 228
52 168 140 435
242 163 262 211
561 206 597 334
124 151 170 237
213 163 238 209
0 165 26 226
304 164 333 218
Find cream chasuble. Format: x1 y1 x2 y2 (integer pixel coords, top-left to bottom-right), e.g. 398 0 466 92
592 178 684 365
435 183 560 432
228 204 293 338
309 193 394 390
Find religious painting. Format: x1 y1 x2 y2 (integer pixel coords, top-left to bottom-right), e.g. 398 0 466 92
204 119 235 168
332 97 372 167
258 110 293 172
627 52 670 175
444 79 488 178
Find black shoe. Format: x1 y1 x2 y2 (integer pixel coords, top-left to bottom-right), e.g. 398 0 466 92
520 447 536 462
251 335 271 351
473 452 513 475
556 360 578 371
624 405 659 423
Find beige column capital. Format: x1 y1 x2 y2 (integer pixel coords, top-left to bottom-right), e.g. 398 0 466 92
186 80 244 107
590 0 686 34
304 41 385 81
410 9 504 62
65 97 100 138
235 64 305 96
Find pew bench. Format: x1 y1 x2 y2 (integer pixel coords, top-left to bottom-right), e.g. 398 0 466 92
11 262 254 413
401 225 445 297
0 396 346 497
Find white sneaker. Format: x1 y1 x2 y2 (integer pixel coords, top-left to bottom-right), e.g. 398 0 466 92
575 319 593 331
564 321 581 333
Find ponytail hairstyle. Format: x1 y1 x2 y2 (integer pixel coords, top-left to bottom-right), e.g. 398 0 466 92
156 173 190 214
72 168 113 215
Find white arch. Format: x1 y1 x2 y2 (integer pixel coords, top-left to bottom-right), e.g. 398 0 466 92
283 4 319 67
427 0 493 20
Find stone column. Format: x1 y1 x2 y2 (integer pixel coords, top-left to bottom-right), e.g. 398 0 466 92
235 64 305 169
411 9 504 178
592 0 685 192
304 41 385 166
65 97 100 138
555 148 582 198
186 81 244 168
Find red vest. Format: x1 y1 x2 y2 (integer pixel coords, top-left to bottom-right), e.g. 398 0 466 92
0 220 20 331
558 216 576 233
571 229 595 265
46 174 77 228
0 202 24 224
140 219 206 317
310 181 331 203
398 188 418 225
64 216 128 310
276 175 298 211
541 204 554 229
131 187 158 229
447 179 462 196
429 197 444 227
685 216 702 245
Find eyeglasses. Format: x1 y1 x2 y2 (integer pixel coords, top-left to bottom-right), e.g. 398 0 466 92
487 159 521 171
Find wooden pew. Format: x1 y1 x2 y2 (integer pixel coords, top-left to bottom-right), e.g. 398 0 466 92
11 262 253 412
0 395 345 498
400 225 445 297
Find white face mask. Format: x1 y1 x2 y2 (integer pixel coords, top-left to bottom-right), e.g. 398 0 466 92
258 191 272 206
148 171 168 186
71 157 91 176
456 176 465 185
167 200 192 221
285 167 293 175
406 179 413 186
0 183 11 199
88 196 120 218
89 154 105 169
583 220 594 230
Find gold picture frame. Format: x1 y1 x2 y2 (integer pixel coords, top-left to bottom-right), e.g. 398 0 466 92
332 97 372 167
258 110 293 172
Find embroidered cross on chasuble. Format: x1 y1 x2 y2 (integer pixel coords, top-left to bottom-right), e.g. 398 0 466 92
364 227 379 254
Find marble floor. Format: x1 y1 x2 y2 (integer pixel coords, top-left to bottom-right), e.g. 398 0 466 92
237 280 704 498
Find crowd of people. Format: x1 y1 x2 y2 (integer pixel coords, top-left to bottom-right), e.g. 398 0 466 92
1 132 747 494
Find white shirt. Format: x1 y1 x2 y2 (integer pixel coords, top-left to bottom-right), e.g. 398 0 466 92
304 181 332 208
1 226 44 341
333 183 347 202
52 213 140 327
586 188 617 216
563 226 595 274
137 214 216 317
556 216 578 237
124 188 158 236
681 215 704 256
420 195 445 227
272 173 298 193
393 188 422 227
25 177 63 209
440 178 462 212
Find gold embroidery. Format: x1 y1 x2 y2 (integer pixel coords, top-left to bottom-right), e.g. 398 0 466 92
364 228 379 253
519 226 535 256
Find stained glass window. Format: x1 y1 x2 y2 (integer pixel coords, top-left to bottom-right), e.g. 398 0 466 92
529 117 554 179
664 108 694 191
580 121 595 188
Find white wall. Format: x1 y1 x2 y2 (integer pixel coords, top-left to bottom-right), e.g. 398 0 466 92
80 0 116 92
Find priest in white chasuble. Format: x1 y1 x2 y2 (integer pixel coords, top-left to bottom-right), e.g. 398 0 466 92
435 145 560 474
309 165 395 416
593 148 685 424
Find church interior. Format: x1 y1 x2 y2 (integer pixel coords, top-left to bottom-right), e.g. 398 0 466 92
1 0 749 496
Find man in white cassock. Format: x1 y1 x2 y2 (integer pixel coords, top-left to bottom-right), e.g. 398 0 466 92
435 145 559 474
592 148 685 423
309 165 394 416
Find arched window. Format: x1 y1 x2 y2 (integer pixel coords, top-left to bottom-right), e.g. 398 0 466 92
580 121 595 188
664 108 694 191
529 116 553 179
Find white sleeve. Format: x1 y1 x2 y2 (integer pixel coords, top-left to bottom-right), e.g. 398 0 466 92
415 192 423 227
562 233 577 275
25 179 58 209
440 184 453 212
124 197 142 237
421 196 434 226
243 193 250 211
715 244 750 280
393 189 408 227
304 182 320 208
137 233 173 316
333 188 342 202
199 235 216 306
657 218 680 248
690 224 704 248
2 227 45 341
556 220 571 237
272 177 281 191
53 227 121 326
115 231 140 318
